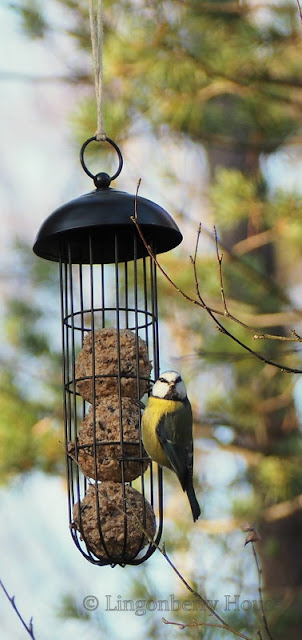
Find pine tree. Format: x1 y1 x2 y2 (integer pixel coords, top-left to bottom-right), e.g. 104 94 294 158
7 1 302 636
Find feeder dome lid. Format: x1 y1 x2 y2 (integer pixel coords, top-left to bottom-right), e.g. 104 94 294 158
33 186 183 264
34 136 183 264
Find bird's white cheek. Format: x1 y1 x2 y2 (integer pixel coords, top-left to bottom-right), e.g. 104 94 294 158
152 382 169 399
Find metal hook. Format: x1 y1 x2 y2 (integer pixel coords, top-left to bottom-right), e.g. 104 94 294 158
80 136 124 187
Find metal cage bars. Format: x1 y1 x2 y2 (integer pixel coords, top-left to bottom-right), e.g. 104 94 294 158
59 232 163 566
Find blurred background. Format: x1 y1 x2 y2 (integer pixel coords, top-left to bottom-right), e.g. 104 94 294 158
1 1 302 638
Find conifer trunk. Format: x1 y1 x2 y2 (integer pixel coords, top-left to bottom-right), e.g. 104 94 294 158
207 143 302 638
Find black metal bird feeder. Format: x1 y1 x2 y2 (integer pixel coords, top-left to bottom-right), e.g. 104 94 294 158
33 137 182 567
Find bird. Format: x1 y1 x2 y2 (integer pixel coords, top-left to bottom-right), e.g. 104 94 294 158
141 370 201 522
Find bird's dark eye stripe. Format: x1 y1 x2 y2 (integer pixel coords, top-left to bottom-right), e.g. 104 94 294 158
175 376 181 383
158 377 168 383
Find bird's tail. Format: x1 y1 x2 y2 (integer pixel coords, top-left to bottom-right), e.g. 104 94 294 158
186 482 201 522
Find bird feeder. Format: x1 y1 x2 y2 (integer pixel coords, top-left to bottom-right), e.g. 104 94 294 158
33 137 182 566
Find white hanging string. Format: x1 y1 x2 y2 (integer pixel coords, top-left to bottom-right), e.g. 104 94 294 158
89 0 106 141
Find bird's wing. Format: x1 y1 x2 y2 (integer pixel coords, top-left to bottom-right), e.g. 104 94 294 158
156 412 191 491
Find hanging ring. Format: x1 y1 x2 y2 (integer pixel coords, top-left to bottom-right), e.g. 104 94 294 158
80 136 123 187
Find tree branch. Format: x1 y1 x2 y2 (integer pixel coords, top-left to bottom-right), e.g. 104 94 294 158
0 580 36 639
232 230 276 257
213 226 302 342
158 541 228 625
242 525 273 640
131 214 302 373
0 70 89 84
162 617 254 639
264 493 302 522
251 543 274 640
202 225 294 309
96 485 250 635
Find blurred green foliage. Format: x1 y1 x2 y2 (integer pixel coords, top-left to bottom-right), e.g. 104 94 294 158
4 1 302 637
0 242 64 482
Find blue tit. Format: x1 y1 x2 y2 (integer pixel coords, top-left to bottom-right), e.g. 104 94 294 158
142 370 201 522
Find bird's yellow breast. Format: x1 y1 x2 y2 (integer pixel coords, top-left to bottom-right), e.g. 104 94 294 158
141 396 182 469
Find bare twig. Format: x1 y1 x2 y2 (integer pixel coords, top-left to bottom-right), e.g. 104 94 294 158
162 617 254 639
214 225 230 315
158 540 254 639
213 227 302 342
96 483 244 634
192 229 302 364
159 541 227 625
190 223 208 308
131 216 302 374
134 179 142 219
135 194 302 341
201 225 299 315
109 492 231 629
297 0 302 22
0 580 36 639
162 617 199 629
75 471 255 639
251 544 274 640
